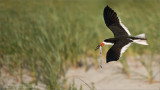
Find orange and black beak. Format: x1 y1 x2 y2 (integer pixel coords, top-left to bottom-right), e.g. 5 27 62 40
95 43 105 51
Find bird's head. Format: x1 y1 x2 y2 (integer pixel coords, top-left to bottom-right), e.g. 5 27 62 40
95 42 105 51
95 42 113 51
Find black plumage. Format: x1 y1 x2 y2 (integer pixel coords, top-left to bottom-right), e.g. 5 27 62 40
103 6 130 37
105 36 132 63
95 5 148 63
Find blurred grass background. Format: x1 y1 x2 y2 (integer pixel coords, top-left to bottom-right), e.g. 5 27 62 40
0 0 160 89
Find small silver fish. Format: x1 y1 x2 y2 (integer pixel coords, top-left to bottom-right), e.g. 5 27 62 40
99 46 103 68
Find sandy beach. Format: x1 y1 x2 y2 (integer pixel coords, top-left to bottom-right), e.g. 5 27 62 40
66 56 160 90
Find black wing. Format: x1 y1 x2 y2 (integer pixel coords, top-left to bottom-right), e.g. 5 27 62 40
106 42 131 63
103 6 131 37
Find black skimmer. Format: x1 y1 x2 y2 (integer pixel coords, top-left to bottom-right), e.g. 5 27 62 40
95 5 148 63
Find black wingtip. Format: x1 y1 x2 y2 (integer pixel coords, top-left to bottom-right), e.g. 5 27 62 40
105 5 109 7
104 5 111 10
106 5 109 8
104 5 114 14
103 5 119 27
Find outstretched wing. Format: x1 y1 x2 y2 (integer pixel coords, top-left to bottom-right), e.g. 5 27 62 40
106 42 131 63
103 6 131 37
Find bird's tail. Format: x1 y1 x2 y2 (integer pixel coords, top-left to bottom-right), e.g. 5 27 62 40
133 33 149 45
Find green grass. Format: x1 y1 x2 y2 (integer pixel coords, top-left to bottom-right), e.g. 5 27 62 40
0 0 160 89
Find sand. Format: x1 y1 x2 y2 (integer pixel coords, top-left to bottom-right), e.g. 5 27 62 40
0 68 46 90
66 56 160 90
0 55 159 90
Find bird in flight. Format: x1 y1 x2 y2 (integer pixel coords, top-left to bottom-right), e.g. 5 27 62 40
95 5 148 63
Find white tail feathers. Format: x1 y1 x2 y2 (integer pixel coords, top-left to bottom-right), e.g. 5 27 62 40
135 33 146 39
133 34 149 45
133 40 148 45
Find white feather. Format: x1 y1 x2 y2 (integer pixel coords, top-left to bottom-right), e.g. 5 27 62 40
120 43 131 57
103 41 113 45
119 17 131 36
133 40 148 45
135 33 145 38
134 33 149 45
